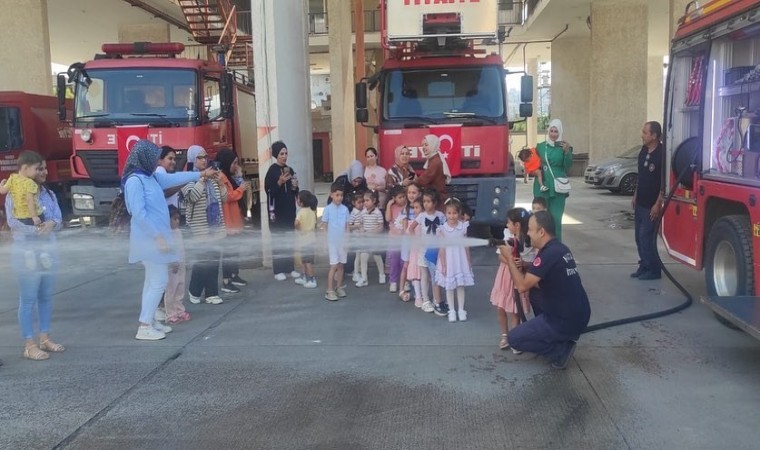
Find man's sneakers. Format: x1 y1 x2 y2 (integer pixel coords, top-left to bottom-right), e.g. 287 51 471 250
221 282 240 294
230 275 248 286
274 273 287 281
630 267 644 278
637 271 662 280
551 341 577 370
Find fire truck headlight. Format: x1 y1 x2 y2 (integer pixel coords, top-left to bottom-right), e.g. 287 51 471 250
73 193 95 211
491 208 499 217
80 129 93 143
494 187 502 194
492 198 500 206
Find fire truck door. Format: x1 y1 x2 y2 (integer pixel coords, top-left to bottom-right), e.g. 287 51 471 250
661 189 700 268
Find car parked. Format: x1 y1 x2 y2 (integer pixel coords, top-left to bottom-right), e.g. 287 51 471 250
584 145 640 195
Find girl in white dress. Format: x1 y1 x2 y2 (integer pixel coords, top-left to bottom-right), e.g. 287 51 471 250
436 198 475 322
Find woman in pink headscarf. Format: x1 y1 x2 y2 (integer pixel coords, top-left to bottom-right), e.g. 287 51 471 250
415 134 451 200
385 145 415 188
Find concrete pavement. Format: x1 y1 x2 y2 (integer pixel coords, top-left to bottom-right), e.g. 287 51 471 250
1 178 759 449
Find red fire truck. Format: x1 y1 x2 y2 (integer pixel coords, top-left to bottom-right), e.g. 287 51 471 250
0 92 73 230
355 0 532 229
663 0 760 337
57 42 258 222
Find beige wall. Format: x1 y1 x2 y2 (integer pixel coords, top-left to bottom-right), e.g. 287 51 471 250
0 0 52 95
590 0 648 161
118 23 170 43
327 0 356 175
551 37 591 155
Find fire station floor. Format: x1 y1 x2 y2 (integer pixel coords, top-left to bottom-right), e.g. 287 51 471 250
1 179 759 450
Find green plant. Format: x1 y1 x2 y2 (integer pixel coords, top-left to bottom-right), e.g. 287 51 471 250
537 114 550 132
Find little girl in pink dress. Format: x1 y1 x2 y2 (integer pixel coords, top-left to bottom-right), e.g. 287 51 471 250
490 208 535 352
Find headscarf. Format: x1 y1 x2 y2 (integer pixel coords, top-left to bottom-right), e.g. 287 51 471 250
546 119 564 146
422 134 452 184
121 139 160 189
216 148 239 190
344 160 365 182
186 145 205 171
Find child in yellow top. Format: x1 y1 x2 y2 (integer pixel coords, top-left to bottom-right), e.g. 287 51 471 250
0 151 44 225
294 190 319 288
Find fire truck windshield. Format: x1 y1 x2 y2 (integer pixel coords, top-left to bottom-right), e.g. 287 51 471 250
74 69 198 124
0 106 23 151
383 66 505 123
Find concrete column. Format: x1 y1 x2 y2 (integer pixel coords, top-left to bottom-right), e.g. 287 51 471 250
590 0 648 161
0 0 51 95
648 0 669 124
552 37 591 155
252 0 314 267
327 0 356 177
525 58 539 149
354 0 367 157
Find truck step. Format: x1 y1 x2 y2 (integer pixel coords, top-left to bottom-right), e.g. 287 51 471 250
701 296 760 340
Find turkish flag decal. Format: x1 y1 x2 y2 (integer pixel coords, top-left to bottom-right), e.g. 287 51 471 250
117 125 149 176
429 125 462 177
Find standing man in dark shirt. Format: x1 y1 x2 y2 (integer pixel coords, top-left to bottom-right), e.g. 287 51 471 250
505 211 591 369
631 121 664 280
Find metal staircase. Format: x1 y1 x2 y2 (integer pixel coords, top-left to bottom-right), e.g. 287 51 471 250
176 0 252 69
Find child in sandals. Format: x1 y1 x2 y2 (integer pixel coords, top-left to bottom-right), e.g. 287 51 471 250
165 205 190 324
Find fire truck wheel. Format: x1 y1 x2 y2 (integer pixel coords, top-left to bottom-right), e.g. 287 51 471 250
705 215 754 328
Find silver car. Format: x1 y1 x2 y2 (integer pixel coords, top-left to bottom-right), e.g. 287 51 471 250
584 145 640 195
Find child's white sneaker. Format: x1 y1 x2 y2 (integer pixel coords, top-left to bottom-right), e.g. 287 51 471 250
154 308 166 321
378 274 386 284
294 276 306 285
389 282 398 293
448 310 457 322
421 301 435 313
355 278 368 288
540 185 549 192
458 309 467 321
303 278 318 289
352 273 361 283
414 297 423 308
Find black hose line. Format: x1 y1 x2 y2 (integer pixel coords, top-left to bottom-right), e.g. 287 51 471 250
582 143 698 334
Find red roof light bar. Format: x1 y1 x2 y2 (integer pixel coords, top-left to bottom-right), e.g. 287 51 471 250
101 42 185 56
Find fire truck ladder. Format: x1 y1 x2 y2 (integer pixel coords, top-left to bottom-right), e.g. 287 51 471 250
177 0 253 69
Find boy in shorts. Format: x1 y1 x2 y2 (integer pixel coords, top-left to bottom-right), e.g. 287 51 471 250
320 182 351 301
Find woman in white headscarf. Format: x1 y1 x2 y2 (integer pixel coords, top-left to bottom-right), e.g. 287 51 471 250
416 134 451 201
535 119 573 242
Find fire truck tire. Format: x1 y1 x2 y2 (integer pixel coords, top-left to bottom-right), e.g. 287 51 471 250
704 215 754 328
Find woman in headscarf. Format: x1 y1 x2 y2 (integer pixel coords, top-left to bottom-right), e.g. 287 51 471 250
123 140 212 341
217 148 252 293
534 119 573 242
385 145 415 189
182 145 228 304
331 159 367 210
264 140 299 281
415 134 451 201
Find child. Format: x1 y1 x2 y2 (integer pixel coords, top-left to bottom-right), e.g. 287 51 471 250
409 188 447 316
532 196 548 212
518 147 548 192
295 191 318 289
398 182 421 301
406 198 430 309
490 208 535 352
165 205 191 324
357 190 385 287
385 185 407 294
348 192 365 283
321 182 351 301
0 151 50 269
436 198 475 322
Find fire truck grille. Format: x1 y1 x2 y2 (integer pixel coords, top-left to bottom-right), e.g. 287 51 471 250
447 183 479 210
78 150 119 184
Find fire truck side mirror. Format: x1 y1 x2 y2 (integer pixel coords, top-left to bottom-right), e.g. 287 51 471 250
356 109 369 123
56 74 67 121
519 103 533 118
355 82 368 109
521 75 534 103
221 73 234 119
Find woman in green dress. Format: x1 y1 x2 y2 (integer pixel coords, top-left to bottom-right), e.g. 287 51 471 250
534 119 573 242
